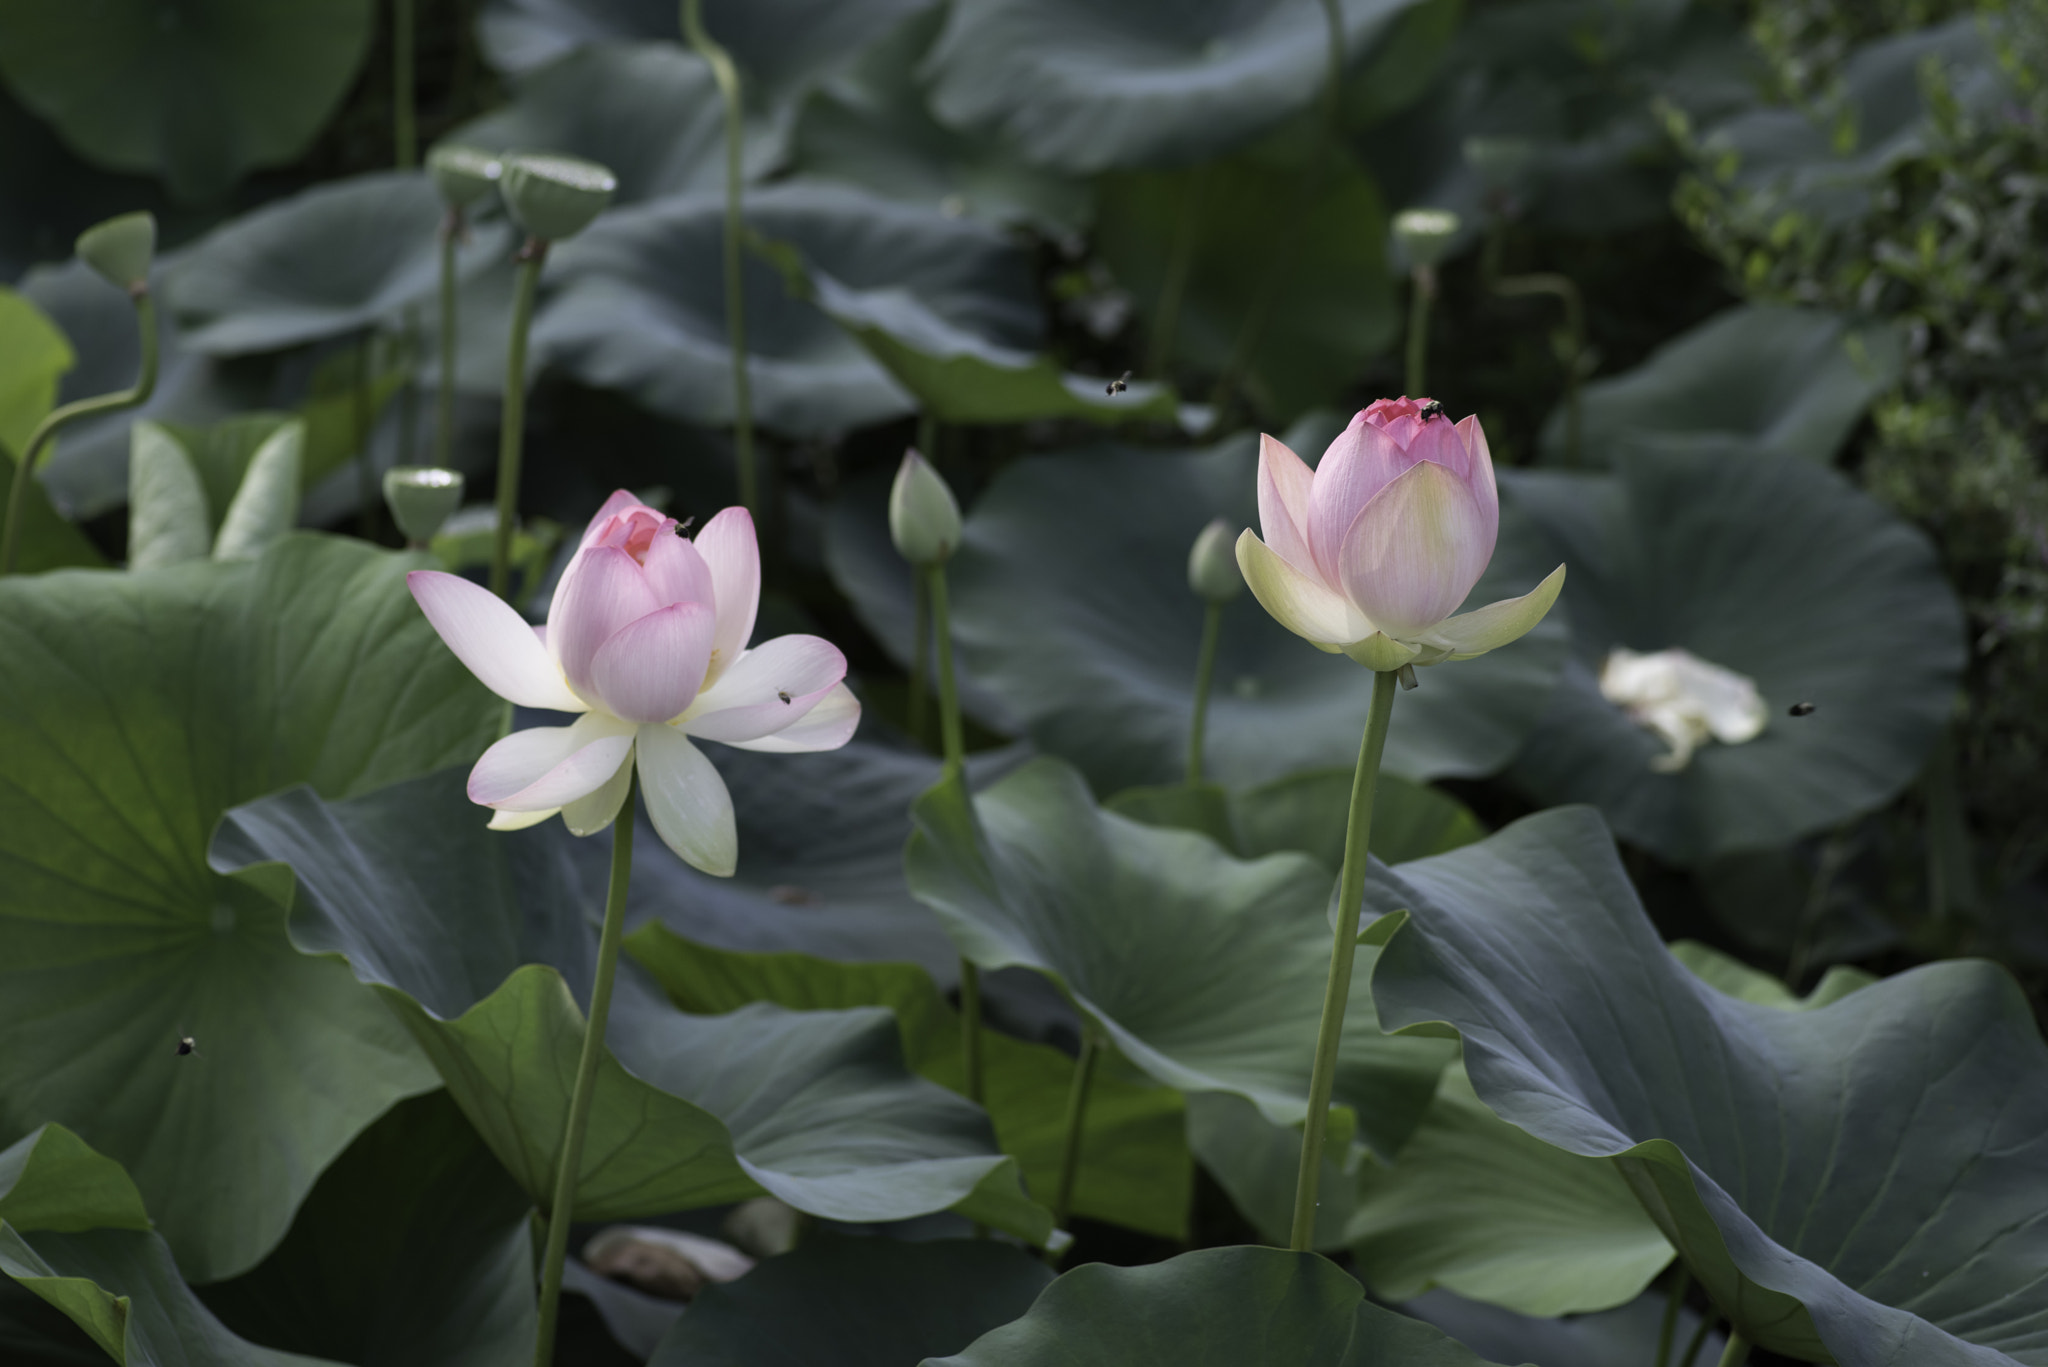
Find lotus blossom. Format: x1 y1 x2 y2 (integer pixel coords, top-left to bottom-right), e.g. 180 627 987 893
407 491 859 874
1600 646 1768 773
1235 397 1565 672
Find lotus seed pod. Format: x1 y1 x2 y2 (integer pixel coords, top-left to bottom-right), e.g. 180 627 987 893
383 466 466 544
499 154 617 242
427 144 502 208
888 449 962 566
1186 518 1242 603
1392 208 1462 270
76 212 156 292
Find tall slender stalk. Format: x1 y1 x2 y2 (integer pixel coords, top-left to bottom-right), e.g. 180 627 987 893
1049 1030 1101 1234
927 560 986 1154
2 294 158 575
907 572 931 749
490 242 547 601
682 0 756 515
1405 264 1436 398
1288 669 1398 1251
1186 600 1223 785
435 209 463 467
1653 1267 1691 1367
532 775 637 1367
1678 1310 1721 1367
1716 1333 1751 1367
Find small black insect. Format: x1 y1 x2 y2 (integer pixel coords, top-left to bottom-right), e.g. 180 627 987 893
1105 370 1131 396
1789 701 1816 717
175 1037 196 1057
777 690 793 704
1418 399 1446 421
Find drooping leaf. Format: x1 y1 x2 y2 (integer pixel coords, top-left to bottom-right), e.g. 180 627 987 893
198 1091 536 1367
163 173 513 355
1369 806 2048 1365
0 536 498 1280
537 180 1042 436
1504 451 1965 864
125 421 212 568
1543 305 1905 468
905 759 1453 1157
648 1232 1051 1367
0 1 374 201
931 1246 1507 1367
211 768 1054 1245
210 420 303 563
628 927 1191 1238
1403 1286 1728 1367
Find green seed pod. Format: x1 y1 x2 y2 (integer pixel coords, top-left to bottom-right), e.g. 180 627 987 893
1186 517 1242 603
888 449 962 566
76 212 157 293
1392 208 1462 270
383 466 466 545
427 144 502 208
499 154 618 242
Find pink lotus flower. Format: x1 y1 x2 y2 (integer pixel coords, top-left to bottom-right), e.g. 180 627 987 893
1235 397 1564 672
407 491 859 874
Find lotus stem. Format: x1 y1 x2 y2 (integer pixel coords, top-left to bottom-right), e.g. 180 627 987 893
490 241 547 602
1288 667 1398 1251
1187 600 1222 786
1715 1333 1750 1367
2 291 159 576
532 773 636 1367
907 571 931 749
927 557 987 1194
435 208 462 468
1049 1028 1102 1241
1679 1309 1720 1367
1406 263 1436 399
682 0 757 516
1492 271 1585 463
355 334 378 540
1653 1267 1691 1367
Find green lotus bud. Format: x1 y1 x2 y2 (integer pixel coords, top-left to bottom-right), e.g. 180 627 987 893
76 212 156 293
1187 517 1242 603
427 143 502 208
1392 208 1462 270
499 153 617 242
383 466 466 545
1463 136 1538 192
889 448 961 566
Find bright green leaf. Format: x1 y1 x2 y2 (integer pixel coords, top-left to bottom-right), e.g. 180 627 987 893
211 420 303 562
125 421 211 569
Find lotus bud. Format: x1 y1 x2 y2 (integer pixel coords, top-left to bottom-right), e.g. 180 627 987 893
427 144 502 208
1392 208 1461 271
889 448 962 566
1187 518 1242 603
499 153 617 242
76 212 156 294
383 466 466 545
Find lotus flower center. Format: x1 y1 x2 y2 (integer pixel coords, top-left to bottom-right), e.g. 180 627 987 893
594 507 672 566
1599 647 1767 774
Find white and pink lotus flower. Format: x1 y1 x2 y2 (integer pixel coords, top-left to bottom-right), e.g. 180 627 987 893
407 491 859 874
1236 397 1565 673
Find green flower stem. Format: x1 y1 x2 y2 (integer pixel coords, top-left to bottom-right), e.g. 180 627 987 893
1405 264 1436 398
533 774 637 1367
490 242 547 602
926 558 986 1169
1492 272 1585 463
1653 1267 1691 1367
1678 1310 1720 1367
1 291 159 576
1049 1028 1102 1234
907 571 931 749
682 0 756 516
1716 1333 1751 1367
1186 599 1222 786
1288 667 1398 1252
392 0 416 171
435 209 463 468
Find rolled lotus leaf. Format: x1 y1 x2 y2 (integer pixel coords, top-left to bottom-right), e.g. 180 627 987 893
75 212 156 293
500 153 617 241
427 143 502 208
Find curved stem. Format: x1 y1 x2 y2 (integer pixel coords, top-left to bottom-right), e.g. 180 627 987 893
1405 264 1435 398
490 244 547 602
1678 1310 1720 1367
435 209 462 469
1186 600 1222 786
1653 1267 1691 1367
2 291 159 575
1287 668 1398 1251
1049 1029 1101 1233
532 773 636 1367
1715 1333 1750 1367
682 0 756 516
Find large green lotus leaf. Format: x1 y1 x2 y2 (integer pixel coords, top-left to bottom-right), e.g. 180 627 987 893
0 535 496 1281
1404 1286 1727 1367
787 9 1091 234
628 926 1191 1238
942 438 1567 792
905 759 1453 1157
924 0 1427 173
211 768 1053 1244
0 2 373 201
536 180 1040 435
1503 452 1964 864
0 1128 342 1366
1094 136 1396 417
0 284 102 574
0 1276 105 1366
197 1091 535 1367
649 1232 1050 1366
163 173 513 356
1541 305 1905 468
1367 805 2048 1365
932 1246 1507 1367
449 43 776 206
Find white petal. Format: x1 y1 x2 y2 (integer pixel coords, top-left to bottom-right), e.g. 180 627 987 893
679 634 847 743
561 753 634 836
723 682 862 753
636 724 737 876
694 506 759 687
488 807 559 831
469 712 637 811
1257 433 1318 576
1417 565 1566 662
1235 530 1369 647
407 571 585 712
